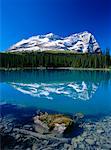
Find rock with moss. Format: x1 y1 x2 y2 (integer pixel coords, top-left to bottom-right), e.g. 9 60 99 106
33 113 74 134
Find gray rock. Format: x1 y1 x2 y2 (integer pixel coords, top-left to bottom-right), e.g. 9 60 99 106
23 125 32 129
64 143 71 149
79 144 85 149
71 136 83 145
73 143 78 148
68 146 75 150
26 148 31 150
15 134 21 140
77 136 84 142
102 144 111 149
53 123 66 134
42 140 49 145
14 145 21 149
71 140 78 149
82 131 87 137
73 113 84 123
34 124 49 134
85 138 95 145
96 129 105 134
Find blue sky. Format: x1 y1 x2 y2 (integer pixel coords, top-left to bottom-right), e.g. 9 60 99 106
1 0 111 51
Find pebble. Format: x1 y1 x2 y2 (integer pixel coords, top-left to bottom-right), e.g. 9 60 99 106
26 148 31 150
96 129 105 134
85 138 95 145
43 140 49 145
71 136 83 145
68 146 74 150
64 143 70 149
73 143 77 148
102 144 111 149
23 125 32 129
15 134 21 140
81 131 87 137
79 143 85 149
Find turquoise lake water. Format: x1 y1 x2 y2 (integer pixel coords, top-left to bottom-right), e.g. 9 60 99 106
0 70 111 116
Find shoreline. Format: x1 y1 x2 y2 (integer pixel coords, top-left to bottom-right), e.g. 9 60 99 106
0 67 111 71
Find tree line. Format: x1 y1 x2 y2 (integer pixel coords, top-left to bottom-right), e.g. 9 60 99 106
0 49 111 69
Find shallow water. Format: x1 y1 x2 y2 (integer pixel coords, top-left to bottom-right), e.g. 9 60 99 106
0 70 111 116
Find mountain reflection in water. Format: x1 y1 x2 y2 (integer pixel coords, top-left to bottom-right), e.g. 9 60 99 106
10 81 99 101
0 70 111 115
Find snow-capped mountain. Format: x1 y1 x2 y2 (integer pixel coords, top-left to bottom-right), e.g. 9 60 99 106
8 31 101 53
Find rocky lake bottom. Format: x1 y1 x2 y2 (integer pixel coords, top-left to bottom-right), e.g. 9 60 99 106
0 70 111 150
0 104 111 150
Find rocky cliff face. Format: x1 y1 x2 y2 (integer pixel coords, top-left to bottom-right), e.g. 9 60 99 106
8 31 101 53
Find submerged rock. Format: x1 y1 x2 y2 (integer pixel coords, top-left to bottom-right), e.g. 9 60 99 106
53 123 66 134
33 113 74 135
96 129 105 134
33 115 49 134
85 138 95 145
73 113 84 124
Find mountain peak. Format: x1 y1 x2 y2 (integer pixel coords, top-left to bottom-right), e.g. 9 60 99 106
44 33 62 41
45 32 56 37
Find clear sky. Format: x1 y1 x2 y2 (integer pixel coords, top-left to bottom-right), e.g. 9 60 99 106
0 0 111 52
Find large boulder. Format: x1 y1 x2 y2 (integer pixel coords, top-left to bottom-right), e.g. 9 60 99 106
33 112 84 135
33 113 73 134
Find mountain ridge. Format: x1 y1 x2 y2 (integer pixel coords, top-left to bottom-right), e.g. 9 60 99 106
8 31 101 53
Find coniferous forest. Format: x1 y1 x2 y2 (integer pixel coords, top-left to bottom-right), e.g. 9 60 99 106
0 49 111 69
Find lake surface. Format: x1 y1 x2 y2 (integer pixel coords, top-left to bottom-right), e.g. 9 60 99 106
0 70 111 117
